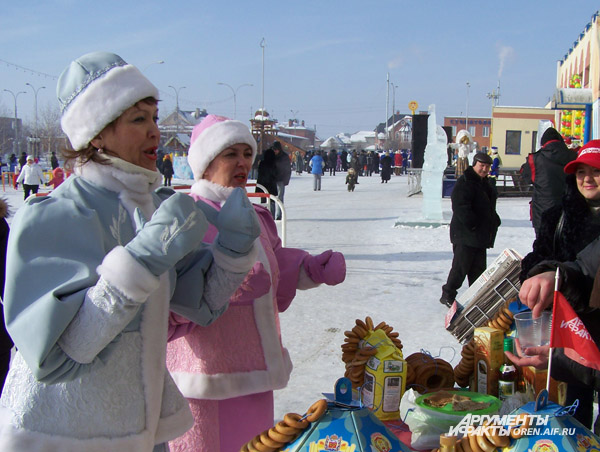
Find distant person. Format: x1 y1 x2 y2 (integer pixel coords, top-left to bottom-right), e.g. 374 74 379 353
18 152 26 170
440 153 501 307
366 151 374 176
50 151 59 170
16 155 44 199
328 149 337 176
294 150 304 175
402 149 409 174
346 167 358 192
380 151 392 183
272 141 291 220
521 127 576 237
374 150 380 174
46 167 65 189
0 198 12 395
256 148 278 217
489 148 500 178
341 150 348 171
310 150 324 191
162 154 174 186
394 151 402 175
8 154 17 172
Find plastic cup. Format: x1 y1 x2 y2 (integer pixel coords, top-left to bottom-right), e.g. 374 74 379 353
514 311 551 356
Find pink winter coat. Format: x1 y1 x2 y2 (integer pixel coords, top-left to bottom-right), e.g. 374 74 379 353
166 183 316 401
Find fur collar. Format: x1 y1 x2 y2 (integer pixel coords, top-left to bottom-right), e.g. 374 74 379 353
190 179 235 204
75 157 161 221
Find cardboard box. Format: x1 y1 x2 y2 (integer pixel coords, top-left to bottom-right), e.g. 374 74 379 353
520 366 567 405
362 329 406 421
472 327 504 397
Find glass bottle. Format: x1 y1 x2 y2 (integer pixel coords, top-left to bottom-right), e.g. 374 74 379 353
439 434 457 451
498 337 517 400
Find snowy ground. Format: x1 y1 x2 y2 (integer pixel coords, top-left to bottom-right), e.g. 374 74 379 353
1 170 536 423
269 171 535 420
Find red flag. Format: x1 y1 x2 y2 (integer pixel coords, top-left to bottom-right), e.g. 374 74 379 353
551 291 600 371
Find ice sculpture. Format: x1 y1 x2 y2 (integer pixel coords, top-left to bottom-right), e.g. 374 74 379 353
421 104 448 221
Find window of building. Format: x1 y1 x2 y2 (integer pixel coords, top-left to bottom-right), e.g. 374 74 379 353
468 126 476 136
451 126 457 137
506 130 522 155
482 126 490 137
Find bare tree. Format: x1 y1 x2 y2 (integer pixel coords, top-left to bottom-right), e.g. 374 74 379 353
37 102 66 158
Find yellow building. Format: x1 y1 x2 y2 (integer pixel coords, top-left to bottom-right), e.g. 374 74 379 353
551 10 600 142
490 106 555 170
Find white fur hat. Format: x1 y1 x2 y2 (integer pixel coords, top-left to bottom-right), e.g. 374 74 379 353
57 51 159 151
188 114 257 181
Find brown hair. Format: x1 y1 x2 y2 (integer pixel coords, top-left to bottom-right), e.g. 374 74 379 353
61 97 159 171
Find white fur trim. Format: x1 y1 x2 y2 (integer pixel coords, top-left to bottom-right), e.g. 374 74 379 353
154 401 193 445
190 179 234 203
170 348 293 400
188 120 257 181
297 265 321 290
61 64 159 150
211 241 258 274
97 246 160 301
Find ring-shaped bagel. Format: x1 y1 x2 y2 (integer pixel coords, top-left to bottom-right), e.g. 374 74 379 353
283 413 309 430
268 426 295 443
260 431 284 449
305 399 327 423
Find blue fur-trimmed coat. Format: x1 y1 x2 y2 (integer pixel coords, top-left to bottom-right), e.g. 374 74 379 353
0 161 249 452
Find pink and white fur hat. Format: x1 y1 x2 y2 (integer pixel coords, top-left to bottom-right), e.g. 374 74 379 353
188 114 257 181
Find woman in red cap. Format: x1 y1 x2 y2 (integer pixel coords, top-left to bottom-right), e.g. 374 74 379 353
515 139 600 431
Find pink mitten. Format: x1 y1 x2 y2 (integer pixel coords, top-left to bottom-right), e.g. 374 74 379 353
303 250 346 285
231 261 272 303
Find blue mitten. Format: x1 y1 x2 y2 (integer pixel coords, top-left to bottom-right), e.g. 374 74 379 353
195 187 261 257
125 192 209 276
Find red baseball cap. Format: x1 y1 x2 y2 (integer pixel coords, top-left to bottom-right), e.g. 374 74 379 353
564 139 600 174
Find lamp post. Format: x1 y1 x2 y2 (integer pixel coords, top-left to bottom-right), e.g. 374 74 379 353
25 83 46 158
217 82 253 119
3 89 26 155
168 85 186 135
465 81 471 133
391 83 398 130
290 109 299 125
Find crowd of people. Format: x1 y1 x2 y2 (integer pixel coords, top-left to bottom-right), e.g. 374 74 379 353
0 49 598 451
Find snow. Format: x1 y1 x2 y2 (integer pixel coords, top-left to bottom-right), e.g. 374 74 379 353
1 170 536 424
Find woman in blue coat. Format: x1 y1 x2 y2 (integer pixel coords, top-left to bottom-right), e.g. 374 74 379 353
0 51 259 452
310 150 324 191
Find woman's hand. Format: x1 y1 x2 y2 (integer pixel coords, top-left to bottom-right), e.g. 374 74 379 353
303 250 346 285
519 271 555 318
505 339 550 370
196 187 261 257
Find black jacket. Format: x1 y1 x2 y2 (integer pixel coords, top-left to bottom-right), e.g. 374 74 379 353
521 138 575 231
520 175 600 282
449 166 501 249
256 149 278 202
274 150 291 185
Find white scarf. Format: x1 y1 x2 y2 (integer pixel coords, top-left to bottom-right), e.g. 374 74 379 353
189 179 235 204
75 156 162 222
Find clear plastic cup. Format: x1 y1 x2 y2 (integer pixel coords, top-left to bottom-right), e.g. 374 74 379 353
514 311 551 355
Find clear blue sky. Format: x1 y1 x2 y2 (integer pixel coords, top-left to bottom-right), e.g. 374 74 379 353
1 1 597 139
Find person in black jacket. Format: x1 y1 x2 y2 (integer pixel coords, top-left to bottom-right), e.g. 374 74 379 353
515 139 600 430
161 154 174 186
521 127 576 237
272 141 291 220
256 148 278 218
0 198 12 395
440 153 501 306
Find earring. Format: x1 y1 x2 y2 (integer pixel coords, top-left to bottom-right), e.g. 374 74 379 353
97 148 104 154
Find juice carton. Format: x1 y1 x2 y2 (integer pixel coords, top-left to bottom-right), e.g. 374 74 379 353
472 327 504 397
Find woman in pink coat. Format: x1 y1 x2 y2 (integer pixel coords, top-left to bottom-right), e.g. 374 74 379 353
166 115 346 452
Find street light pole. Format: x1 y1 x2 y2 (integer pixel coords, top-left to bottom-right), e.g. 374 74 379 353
168 85 186 135
25 83 46 158
217 82 253 119
290 109 299 125
465 81 471 133
3 89 26 155
391 83 398 128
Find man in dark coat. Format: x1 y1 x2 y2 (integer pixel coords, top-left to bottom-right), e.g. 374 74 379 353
521 127 575 237
440 153 501 306
272 141 291 220
380 152 393 183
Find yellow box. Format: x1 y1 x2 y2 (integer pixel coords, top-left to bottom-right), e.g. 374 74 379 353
520 366 566 405
361 329 406 421
472 327 504 397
